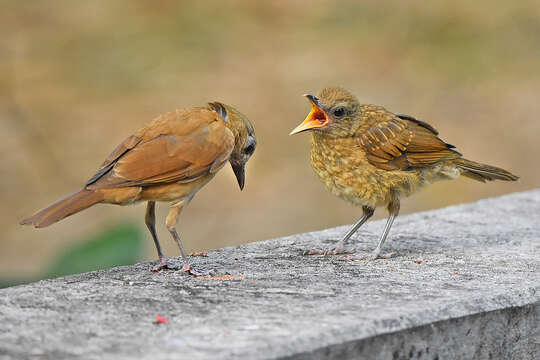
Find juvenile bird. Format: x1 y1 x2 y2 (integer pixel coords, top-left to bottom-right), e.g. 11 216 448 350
290 87 518 259
22 102 256 273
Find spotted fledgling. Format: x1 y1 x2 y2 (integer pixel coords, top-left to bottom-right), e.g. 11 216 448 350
291 87 518 259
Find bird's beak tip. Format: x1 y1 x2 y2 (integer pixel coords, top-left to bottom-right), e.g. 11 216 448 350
231 162 246 191
289 122 308 135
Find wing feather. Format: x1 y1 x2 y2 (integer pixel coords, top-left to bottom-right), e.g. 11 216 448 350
86 135 142 186
86 110 234 189
360 116 461 171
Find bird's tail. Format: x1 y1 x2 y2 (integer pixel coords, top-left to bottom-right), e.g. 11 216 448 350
20 189 104 228
455 158 519 182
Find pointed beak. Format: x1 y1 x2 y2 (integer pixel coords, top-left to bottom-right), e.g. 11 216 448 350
289 94 329 135
231 162 245 190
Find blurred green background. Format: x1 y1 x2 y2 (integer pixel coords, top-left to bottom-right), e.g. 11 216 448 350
1 1 538 285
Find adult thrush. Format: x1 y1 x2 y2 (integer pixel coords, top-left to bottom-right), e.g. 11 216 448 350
290 87 518 259
22 102 256 273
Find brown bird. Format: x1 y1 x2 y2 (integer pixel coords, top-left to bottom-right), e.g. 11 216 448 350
21 102 256 273
290 87 518 259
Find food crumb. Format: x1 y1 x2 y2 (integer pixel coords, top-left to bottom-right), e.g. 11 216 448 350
155 315 168 324
189 252 208 257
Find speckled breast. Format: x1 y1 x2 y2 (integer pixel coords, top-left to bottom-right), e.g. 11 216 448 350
309 134 421 208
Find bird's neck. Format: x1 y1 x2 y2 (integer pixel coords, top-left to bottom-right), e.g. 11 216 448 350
310 132 357 152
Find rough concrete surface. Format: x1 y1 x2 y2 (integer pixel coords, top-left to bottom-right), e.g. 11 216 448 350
1 189 539 360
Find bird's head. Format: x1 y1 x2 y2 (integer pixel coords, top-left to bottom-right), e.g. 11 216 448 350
290 87 360 137
208 102 256 190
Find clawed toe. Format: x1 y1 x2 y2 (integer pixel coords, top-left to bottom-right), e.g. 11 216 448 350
371 252 395 260
303 249 323 255
303 247 356 256
151 257 216 276
326 247 356 255
182 264 200 276
152 261 216 277
152 259 181 272
182 264 217 277
346 251 396 261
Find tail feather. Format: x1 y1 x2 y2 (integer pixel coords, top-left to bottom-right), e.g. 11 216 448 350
455 158 519 182
21 189 104 228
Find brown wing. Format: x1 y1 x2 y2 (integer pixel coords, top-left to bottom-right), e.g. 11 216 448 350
359 115 461 171
86 111 234 189
86 135 143 186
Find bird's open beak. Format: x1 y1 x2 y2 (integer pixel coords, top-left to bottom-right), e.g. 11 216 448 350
231 162 245 190
289 94 329 135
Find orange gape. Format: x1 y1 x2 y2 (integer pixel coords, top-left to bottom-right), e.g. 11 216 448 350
291 87 518 259
22 102 256 274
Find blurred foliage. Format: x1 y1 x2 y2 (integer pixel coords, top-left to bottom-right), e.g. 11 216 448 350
46 223 142 277
0 279 29 289
0 224 142 288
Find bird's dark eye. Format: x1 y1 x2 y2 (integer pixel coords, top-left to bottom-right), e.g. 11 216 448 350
244 143 255 155
333 107 345 118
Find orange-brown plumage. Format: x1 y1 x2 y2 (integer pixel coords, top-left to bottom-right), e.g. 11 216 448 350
291 87 518 258
22 103 256 273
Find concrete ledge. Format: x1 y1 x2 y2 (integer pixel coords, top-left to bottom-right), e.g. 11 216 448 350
1 190 539 359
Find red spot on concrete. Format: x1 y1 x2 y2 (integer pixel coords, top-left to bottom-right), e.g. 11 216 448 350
156 315 168 324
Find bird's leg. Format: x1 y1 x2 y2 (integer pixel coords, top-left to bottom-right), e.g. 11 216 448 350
303 206 374 256
146 201 180 272
165 200 210 276
332 206 375 254
165 202 189 271
370 199 400 260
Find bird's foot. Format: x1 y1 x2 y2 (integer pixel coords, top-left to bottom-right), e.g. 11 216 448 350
151 258 182 272
370 252 396 260
151 259 216 276
182 264 217 277
346 251 396 261
303 245 356 256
